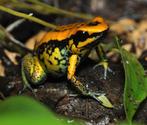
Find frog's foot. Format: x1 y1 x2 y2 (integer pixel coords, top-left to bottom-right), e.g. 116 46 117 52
87 91 113 108
93 60 113 80
67 92 113 108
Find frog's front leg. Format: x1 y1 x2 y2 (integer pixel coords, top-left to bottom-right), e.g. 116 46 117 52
68 55 113 108
21 53 47 96
93 44 113 79
67 55 88 95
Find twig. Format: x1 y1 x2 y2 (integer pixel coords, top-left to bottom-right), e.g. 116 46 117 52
0 5 57 29
6 19 25 32
0 25 31 54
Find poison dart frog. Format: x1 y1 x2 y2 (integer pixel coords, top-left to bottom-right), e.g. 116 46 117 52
21 16 111 106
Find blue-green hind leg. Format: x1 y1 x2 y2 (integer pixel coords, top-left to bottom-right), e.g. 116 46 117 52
93 44 113 79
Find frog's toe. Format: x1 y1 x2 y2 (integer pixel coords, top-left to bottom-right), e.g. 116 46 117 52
88 91 113 108
93 60 114 80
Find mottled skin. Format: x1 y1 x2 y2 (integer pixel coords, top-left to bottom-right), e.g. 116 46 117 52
22 16 111 106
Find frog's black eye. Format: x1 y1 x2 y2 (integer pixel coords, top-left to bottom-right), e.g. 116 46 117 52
73 31 89 43
88 21 100 26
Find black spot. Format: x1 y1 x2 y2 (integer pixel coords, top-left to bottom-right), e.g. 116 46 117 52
54 57 60 65
88 21 100 26
48 60 53 65
54 57 59 61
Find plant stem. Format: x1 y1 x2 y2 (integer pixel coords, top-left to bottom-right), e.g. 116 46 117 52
0 5 57 29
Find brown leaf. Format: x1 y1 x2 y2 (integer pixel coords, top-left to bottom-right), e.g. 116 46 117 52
4 49 20 65
25 31 47 50
0 60 5 76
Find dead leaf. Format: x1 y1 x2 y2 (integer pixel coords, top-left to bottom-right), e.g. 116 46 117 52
110 18 136 34
110 18 147 57
4 49 20 65
0 60 5 76
25 31 47 50
129 20 147 57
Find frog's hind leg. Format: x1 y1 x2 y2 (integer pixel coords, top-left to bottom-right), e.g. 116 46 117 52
21 62 37 97
20 54 47 97
93 44 113 79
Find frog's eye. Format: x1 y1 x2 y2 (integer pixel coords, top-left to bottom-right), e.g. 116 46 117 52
82 31 86 34
73 31 89 43
88 21 100 26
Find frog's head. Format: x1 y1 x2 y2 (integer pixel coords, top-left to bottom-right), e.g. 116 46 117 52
75 16 109 48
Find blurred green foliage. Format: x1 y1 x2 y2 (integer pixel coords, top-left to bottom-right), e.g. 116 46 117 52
0 96 84 125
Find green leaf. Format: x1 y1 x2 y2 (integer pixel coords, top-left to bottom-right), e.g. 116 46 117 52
0 96 83 125
115 37 147 124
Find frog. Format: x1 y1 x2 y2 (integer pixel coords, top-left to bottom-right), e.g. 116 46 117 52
21 16 111 106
